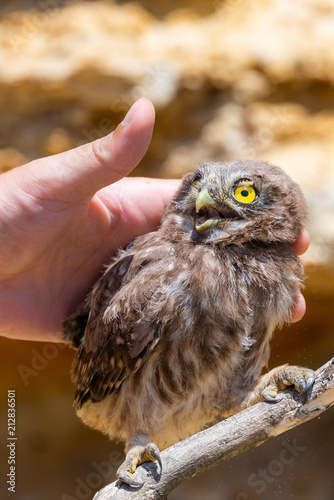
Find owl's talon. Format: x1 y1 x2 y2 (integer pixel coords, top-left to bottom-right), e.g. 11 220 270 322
262 365 315 404
263 392 283 403
300 373 315 401
117 471 143 488
262 380 283 402
147 442 163 470
116 442 162 488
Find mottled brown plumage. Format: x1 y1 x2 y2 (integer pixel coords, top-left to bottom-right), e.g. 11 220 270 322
63 160 315 486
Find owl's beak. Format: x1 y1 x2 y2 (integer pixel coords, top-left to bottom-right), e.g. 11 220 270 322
195 188 239 231
195 188 216 214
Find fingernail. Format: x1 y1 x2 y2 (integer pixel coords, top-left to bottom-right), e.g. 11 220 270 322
122 101 137 127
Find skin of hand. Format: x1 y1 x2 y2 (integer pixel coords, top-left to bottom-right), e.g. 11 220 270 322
0 98 308 342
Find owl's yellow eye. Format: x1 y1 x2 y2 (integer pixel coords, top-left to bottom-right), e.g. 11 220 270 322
234 185 257 204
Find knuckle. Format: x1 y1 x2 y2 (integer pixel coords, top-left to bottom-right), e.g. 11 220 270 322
90 137 108 166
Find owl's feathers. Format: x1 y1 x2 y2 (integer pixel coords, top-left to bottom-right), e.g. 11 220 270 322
63 159 312 485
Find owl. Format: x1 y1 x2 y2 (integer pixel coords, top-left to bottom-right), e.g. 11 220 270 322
63 160 315 487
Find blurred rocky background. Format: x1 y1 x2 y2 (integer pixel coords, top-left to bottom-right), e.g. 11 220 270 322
0 0 333 499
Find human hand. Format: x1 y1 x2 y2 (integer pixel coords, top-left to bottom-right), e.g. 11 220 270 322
0 99 178 341
0 98 308 342
290 228 310 323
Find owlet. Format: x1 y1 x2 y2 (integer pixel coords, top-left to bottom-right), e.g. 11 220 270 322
63 160 315 486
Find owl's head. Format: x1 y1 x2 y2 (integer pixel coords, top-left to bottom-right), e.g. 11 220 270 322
163 160 308 246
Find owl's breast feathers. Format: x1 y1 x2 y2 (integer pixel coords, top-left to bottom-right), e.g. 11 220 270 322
63 232 302 413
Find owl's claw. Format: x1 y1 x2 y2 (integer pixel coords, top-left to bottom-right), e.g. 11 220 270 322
262 392 283 403
262 365 315 403
117 472 143 488
300 373 315 402
117 442 162 488
150 443 163 470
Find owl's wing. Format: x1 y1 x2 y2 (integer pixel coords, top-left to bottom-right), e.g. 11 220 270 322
62 254 134 349
67 251 163 409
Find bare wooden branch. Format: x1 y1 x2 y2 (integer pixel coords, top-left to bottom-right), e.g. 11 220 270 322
93 358 334 500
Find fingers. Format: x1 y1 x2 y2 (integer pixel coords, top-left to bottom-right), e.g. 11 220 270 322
289 290 306 323
52 98 155 204
292 228 310 255
286 229 309 323
6 99 156 210
95 177 180 247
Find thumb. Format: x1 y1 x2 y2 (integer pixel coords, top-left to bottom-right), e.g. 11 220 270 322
6 98 155 209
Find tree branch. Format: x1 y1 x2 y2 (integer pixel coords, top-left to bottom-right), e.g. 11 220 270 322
93 358 334 500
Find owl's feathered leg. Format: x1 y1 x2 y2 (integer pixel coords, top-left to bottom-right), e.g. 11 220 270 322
117 434 162 487
243 364 315 407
